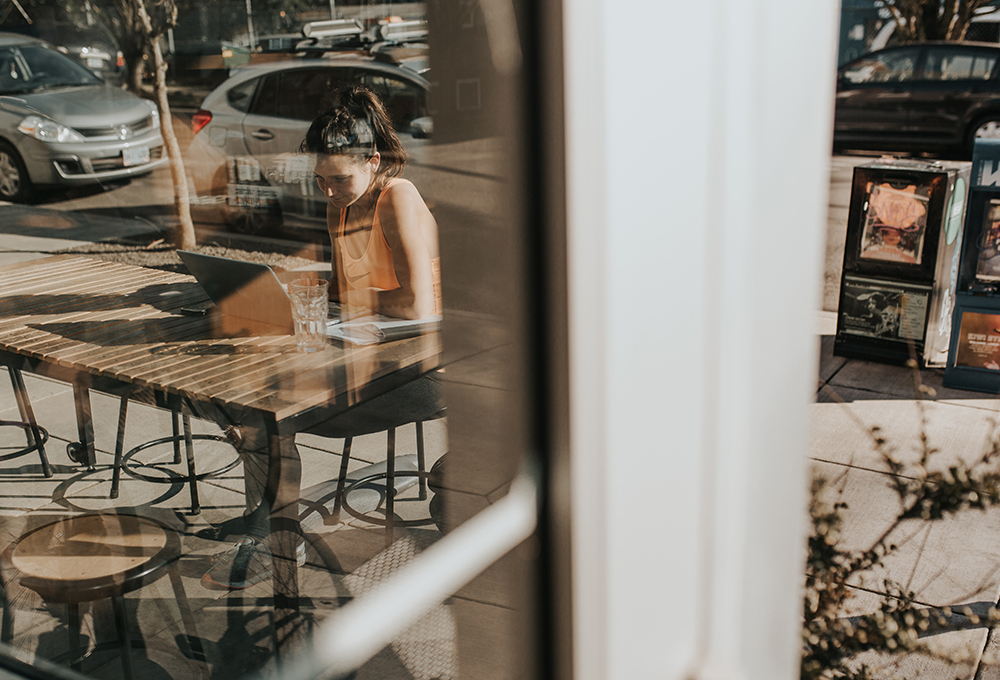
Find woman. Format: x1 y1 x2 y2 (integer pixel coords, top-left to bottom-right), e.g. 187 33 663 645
201 87 443 589
302 85 441 320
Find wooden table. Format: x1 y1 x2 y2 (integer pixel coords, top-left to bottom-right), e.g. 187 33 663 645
0 254 442 650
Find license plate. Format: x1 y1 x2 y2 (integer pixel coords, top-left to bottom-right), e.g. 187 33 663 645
86 57 103 68
122 145 150 167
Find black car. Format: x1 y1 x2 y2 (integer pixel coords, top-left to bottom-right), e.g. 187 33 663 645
835 42 1000 157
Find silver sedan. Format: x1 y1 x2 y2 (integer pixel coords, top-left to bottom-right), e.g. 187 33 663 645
0 33 167 202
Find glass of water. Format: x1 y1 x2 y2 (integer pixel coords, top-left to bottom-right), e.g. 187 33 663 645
288 278 329 352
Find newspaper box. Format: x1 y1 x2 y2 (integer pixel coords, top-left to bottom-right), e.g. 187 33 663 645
834 158 970 367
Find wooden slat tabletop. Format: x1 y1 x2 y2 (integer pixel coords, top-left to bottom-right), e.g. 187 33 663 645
0 255 442 422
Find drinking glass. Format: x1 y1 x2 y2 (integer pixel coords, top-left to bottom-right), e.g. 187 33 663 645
288 278 329 352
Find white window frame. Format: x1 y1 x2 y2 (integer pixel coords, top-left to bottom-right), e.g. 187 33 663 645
563 1 839 678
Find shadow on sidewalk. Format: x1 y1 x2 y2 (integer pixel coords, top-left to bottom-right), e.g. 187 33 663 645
818 335 1000 404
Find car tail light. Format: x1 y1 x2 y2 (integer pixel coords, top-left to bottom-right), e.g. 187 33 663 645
116 51 124 68
191 109 212 135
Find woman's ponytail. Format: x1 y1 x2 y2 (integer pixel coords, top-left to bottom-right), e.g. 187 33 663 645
302 85 407 178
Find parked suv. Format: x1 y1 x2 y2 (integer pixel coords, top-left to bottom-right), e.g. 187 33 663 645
55 27 125 85
0 33 165 202
835 42 1000 157
188 48 430 234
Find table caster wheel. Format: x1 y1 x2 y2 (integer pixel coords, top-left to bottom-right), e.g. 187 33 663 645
66 442 88 465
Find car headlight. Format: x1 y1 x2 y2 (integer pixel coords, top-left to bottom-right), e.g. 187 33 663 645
17 115 85 143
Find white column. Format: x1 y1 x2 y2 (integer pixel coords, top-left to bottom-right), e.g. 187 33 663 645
563 2 839 679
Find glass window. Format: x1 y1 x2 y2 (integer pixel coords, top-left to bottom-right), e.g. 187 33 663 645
275 67 353 121
0 2 544 679
842 48 920 84
0 45 101 94
250 72 278 116
966 22 1000 44
358 73 429 129
923 48 997 80
226 77 257 112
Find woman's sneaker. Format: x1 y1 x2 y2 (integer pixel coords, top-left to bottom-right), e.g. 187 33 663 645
202 537 272 589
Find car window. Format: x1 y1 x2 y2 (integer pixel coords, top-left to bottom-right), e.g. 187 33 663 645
358 73 428 129
923 48 997 81
967 22 1000 43
275 67 353 121
0 45 101 94
842 48 921 84
250 72 279 117
227 77 258 112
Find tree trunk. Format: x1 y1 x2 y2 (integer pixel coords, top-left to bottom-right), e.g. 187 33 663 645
133 0 196 250
126 53 144 95
885 0 994 43
149 37 196 250
106 0 146 96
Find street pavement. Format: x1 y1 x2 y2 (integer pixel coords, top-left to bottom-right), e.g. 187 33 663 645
0 190 172 266
813 156 1000 679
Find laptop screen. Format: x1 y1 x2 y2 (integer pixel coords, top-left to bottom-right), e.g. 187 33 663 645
177 250 295 334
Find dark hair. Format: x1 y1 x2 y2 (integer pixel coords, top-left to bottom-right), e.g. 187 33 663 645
301 85 406 178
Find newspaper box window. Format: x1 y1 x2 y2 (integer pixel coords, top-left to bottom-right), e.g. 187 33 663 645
834 159 971 367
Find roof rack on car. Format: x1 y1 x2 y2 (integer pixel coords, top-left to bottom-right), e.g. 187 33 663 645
375 20 427 44
301 19 363 40
295 20 367 55
287 18 428 59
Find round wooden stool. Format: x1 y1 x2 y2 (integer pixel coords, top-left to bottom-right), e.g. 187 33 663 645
0 514 183 680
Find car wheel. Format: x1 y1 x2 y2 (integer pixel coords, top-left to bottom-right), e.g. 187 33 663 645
230 204 282 236
968 117 1000 156
0 142 33 203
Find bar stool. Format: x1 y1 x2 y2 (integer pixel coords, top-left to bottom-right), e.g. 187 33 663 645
0 513 194 680
0 367 52 477
307 376 444 546
109 394 242 515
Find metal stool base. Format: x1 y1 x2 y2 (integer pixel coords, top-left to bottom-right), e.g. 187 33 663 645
1 366 53 477
341 470 436 528
113 433 240 515
49 600 148 679
120 434 241 484
0 421 49 462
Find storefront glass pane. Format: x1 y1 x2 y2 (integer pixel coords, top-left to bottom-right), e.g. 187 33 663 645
0 1 544 678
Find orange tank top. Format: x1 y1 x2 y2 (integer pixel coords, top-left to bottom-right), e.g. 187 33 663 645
333 178 442 315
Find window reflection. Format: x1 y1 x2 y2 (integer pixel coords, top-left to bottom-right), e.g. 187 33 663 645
0 0 535 678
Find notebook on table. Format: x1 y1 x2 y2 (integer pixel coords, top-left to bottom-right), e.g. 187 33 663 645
328 314 442 345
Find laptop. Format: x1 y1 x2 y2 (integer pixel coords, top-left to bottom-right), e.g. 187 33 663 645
177 250 297 335
178 250 438 344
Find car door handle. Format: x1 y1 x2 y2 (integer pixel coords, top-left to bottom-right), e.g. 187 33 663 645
250 129 275 141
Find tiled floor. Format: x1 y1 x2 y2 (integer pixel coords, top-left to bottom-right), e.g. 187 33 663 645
813 319 1000 679
0 368 457 680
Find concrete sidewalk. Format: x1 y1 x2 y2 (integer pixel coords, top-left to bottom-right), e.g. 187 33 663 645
0 202 168 267
811 155 1000 678
813 309 1000 679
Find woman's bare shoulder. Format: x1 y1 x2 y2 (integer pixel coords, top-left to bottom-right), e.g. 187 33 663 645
381 178 423 205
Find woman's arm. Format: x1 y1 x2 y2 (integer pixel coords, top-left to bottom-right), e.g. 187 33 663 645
326 207 345 304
